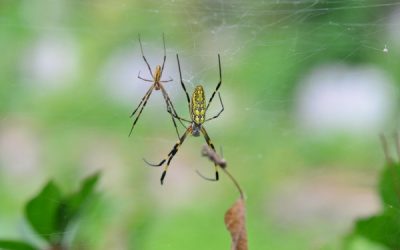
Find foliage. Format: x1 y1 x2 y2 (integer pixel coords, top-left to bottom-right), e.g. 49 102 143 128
345 137 400 249
0 173 100 250
0 241 37 250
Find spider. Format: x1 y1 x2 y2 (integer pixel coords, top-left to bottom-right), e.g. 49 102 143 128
144 54 224 185
129 34 184 137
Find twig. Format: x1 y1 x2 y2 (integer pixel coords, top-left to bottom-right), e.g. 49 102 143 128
201 145 227 168
201 145 244 199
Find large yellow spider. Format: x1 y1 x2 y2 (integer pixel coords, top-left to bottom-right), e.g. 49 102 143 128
144 54 224 184
129 34 184 137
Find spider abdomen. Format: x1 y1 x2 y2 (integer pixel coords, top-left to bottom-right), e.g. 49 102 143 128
191 85 206 124
154 65 162 90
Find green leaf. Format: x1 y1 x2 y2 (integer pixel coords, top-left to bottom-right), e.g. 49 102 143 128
379 162 400 209
69 172 100 213
56 172 100 232
25 181 62 244
354 206 400 249
0 240 38 250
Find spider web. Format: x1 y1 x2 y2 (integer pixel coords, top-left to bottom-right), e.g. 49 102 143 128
1 0 400 249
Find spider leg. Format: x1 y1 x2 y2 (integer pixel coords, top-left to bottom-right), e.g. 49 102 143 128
176 54 191 113
143 126 192 185
166 108 192 123
166 103 181 139
159 87 184 138
160 86 187 131
137 71 154 82
128 85 155 136
160 33 167 77
130 85 154 117
206 92 224 122
206 54 222 111
138 34 154 77
160 77 173 83
196 170 219 181
200 126 219 181
157 34 173 83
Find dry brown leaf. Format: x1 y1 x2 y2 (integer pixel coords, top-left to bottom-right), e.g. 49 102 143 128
225 198 248 250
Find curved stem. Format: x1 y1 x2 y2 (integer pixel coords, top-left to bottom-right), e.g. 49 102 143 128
221 168 244 199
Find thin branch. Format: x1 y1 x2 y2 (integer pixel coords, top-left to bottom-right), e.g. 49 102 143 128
201 145 227 168
201 145 244 199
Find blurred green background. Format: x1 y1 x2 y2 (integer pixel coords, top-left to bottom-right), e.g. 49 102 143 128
1 0 400 249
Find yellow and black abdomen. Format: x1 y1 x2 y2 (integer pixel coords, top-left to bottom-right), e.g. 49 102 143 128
191 85 206 125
